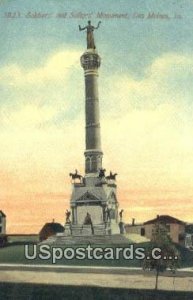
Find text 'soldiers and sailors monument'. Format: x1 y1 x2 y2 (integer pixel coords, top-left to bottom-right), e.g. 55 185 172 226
67 21 122 236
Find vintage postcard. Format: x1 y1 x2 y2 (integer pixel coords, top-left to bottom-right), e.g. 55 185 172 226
0 0 193 299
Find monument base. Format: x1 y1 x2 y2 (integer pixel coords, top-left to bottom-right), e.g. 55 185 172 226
70 175 120 233
63 222 120 236
40 233 130 245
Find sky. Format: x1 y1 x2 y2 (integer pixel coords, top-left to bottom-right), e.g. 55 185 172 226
0 0 193 233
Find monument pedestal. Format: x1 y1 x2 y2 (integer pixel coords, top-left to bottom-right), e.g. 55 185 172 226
64 223 72 236
69 175 120 236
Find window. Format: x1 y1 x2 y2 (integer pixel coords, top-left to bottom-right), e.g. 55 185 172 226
85 157 91 173
91 156 97 172
141 228 145 236
0 227 2 233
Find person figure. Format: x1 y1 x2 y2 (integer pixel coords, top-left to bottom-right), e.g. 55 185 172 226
104 207 111 222
65 209 71 224
84 212 92 225
119 209 124 222
79 20 101 49
83 212 94 234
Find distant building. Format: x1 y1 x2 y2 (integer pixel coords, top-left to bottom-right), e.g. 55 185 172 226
125 218 145 236
185 223 193 234
39 222 64 242
185 234 193 249
144 215 186 244
125 215 186 245
0 210 6 234
185 223 193 249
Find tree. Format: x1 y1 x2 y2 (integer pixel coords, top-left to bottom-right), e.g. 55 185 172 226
143 217 180 290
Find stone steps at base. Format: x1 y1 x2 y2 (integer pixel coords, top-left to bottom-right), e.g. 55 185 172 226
68 224 107 236
40 234 130 245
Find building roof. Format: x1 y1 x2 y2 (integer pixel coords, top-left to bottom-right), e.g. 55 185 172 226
71 186 107 202
39 222 64 234
144 215 185 225
0 210 6 217
39 222 64 242
125 223 144 227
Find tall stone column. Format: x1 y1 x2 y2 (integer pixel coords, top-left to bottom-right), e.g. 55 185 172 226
80 49 103 174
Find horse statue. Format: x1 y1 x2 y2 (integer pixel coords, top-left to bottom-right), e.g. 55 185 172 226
106 171 118 181
98 168 106 179
69 169 83 183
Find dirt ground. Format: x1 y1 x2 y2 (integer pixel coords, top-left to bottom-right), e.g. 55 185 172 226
0 270 193 292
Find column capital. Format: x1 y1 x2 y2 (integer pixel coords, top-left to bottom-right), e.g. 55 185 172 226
80 50 101 70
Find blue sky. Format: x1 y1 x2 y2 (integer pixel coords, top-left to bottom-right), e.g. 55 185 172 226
1 0 193 117
0 0 192 71
1 0 193 232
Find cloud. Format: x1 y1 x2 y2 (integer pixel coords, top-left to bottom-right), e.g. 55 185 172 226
149 53 192 76
0 104 58 128
0 49 81 86
0 49 84 132
99 53 193 203
101 52 193 116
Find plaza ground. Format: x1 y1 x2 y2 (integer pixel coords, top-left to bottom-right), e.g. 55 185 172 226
0 267 193 291
1 235 193 299
0 268 193 299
